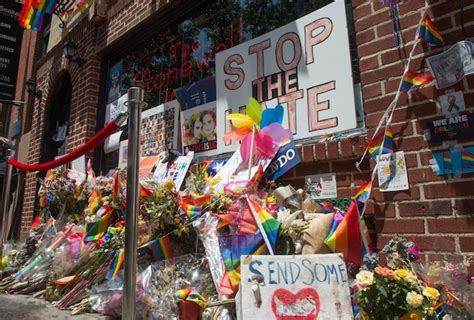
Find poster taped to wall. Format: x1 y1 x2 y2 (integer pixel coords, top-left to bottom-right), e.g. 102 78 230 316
238 254 352 319
426 40 474 89
108 61 123 103
140 100 179 157
104 94 128 154
377 151 409 192
153 151 194 190
216 1 357 155
181 101 218 156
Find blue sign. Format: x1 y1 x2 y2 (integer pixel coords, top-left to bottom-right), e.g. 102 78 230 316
175 76 216 110
266 140 301 180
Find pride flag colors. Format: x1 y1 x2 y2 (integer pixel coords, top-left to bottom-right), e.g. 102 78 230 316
367 127 393 160
148 236 174 261
354 180 372 204
324 200 372 266
247 197 281 254
419 14 443 46
106 249 124 280
461 149 474 169
401 70 433 91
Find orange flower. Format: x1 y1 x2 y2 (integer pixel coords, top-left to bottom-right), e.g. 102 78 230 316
375 266 394 279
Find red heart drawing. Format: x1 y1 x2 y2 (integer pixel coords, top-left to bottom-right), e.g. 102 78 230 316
271 288 321 320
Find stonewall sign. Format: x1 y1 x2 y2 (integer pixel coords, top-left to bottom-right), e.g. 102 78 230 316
238 254 352 319
216 2 357 155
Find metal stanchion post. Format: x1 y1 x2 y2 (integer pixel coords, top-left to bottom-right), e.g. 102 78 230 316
122 87 144 320
0 149 14 258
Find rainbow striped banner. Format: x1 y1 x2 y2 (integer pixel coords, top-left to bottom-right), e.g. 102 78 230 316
106 249 124 280
419 14 443 46
401 69 433 91
354 180 372 204
148 236 174 261
367 127 393 160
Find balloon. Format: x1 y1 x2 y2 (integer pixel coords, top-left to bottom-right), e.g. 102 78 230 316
227 113 254 129
260 104 284 128
246 97 262 125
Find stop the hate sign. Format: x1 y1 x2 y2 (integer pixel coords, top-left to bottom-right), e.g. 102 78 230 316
238 254 352 320
216 1 357 155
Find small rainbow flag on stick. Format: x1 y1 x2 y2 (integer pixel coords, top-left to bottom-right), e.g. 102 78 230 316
354 180 372 204
367 127 393 160
443 151 453 171
419 14 443 46
461 149 474 169
401 69 433 91
324 201 372 266
85 206 116 242
106 249 124 280
247 197 281 254
148 236 174 261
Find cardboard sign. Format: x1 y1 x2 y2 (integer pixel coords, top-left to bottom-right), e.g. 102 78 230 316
238 254 352 320
377 151 409 192
266 140 301 180
153 151 194 189
216 2 357 155
307 173 338 199
427 113 474 143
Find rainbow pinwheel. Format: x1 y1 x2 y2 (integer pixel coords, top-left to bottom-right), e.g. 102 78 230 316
224 97 292 164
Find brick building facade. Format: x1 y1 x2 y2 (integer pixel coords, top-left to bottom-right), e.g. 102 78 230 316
20 0 474 276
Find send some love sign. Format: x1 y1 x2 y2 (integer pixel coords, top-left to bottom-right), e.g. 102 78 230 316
238 254 352 320
216 2 357 155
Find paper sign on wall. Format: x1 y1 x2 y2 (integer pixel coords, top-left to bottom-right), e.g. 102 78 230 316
216 2 357 155
377 151 409 192
307 173 338 199
238 254 352 320
438 91 465 116
432 146 474 175
427 113 474 143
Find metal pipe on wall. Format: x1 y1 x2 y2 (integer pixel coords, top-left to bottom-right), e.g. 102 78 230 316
122 87 144 320
0 149 14 258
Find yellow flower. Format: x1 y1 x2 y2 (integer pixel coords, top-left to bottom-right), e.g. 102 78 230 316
406 291 423 308
426 307 435 316
422 287 440 301
356 270 375 286
163 180 175 190
394 269 409 280
400 311 422 320
405 271 417 283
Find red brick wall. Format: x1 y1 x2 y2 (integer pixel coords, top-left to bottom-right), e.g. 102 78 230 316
20 0 474 275
281 0 474 275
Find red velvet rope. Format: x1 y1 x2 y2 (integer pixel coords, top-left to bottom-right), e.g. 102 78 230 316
9 120 120 172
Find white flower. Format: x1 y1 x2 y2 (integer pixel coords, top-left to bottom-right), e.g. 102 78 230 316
406 291 423 308
356 270 374 286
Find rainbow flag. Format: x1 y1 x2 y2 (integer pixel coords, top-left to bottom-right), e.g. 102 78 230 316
178 194 211 222
325 211 345 241
443 151 453 171
354 180 372 204
320 201 336 213
174 288 207 308
247 197 280 254
419 14 443 46
462 149 474 169
367 127 393 160
324 201 372 266
85 206 116 242
218 233 266 296
401 69 433 91
106 249 124 280
148 236 174 261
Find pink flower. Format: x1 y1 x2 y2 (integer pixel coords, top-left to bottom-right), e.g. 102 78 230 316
375 266 395 279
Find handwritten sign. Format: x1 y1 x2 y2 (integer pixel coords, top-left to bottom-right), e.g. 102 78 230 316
238 254 352 320
153 151 194 189
216 2 357 155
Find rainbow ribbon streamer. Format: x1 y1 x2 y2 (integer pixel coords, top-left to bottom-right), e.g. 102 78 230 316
106 249 124 280
354 180 372 204
401 69 433 91
461 149 474 169
367 127 393 160
419 14 443 46
148 236 173 261
174 288 207 308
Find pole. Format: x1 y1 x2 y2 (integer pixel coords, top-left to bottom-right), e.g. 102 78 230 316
247 123 256 180
122 87 144 320
0 149 14 258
